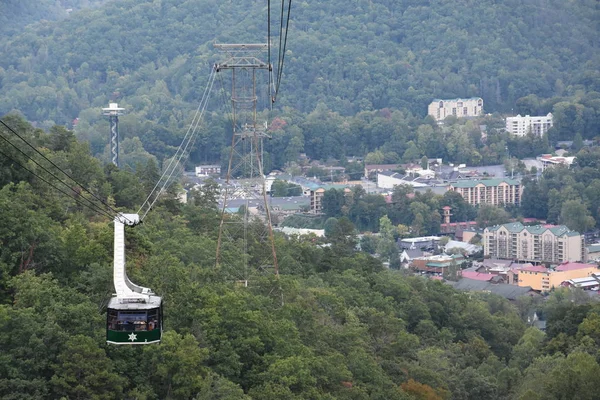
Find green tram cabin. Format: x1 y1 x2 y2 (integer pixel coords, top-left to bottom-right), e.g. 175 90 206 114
107 295 162 344
109 213 162 345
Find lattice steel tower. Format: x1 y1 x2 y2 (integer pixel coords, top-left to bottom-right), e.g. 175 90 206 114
214 43 279 284
102 103 125 167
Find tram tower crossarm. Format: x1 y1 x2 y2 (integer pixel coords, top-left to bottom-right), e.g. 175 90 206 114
213 43 271 71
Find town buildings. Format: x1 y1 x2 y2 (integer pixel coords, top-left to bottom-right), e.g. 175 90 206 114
410 254 465 274
428 98 484 122
447 178 522 206
483 222 585 263
364 164 401 179
518 262 598 291
505 113 553 137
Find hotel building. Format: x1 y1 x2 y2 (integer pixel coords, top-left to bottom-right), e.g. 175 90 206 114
448 178 522 206
484 222 585 263
428 98 484 122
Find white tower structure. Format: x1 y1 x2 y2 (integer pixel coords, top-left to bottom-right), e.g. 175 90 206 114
102 103 125 167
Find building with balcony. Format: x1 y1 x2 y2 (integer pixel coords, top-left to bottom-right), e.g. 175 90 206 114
484 222 585 263
428 98 483 122
448 178 522 206
505 113 553 137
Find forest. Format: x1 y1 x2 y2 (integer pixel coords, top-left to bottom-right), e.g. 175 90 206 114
0 0 598 170
0 0 108 36
2 115 600 399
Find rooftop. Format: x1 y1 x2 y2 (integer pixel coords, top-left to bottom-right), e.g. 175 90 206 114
447 279 537 300
567 276 599 284
432 97 482 102
450 178 520 188
486 221 581 237
400 236 441 243
588 244 600 253
522 265 549 273
460 270 495 281
555 262 597 272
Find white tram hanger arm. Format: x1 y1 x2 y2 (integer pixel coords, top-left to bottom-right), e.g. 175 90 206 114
113 213 154 299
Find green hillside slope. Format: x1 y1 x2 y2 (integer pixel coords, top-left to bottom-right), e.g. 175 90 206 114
0 0 599 169
1 0 598 121
0 0 108 36
2 115 600 399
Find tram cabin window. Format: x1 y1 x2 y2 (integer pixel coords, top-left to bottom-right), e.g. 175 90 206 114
107 309 160 331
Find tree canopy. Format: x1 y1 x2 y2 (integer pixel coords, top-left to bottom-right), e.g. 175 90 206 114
1 117 599 399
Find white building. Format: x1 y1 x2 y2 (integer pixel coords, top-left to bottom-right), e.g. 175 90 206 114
377 172 428 189
275 227 325 237
264 176 277 194
505 113 553 137
428 98 483 122
399 236 441 250
195 164 221 176
536 154 576 171
443 240 482 256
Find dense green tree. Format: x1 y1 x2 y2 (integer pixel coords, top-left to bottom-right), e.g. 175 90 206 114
440 190 476 222
517 352 600 400
322 188 346 218
143 331 210 399
324 217 340 239
271 180 302 197
520 178 547 219
50 335 126 400
476 204 510 228
377 215 399 265
510 327 546 371
560 199 595 233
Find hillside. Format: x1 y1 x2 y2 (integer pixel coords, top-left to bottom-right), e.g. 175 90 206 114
2 115 600 399
0 0 598 123
0 0 108 36
0 0 598 173
0 1 598 180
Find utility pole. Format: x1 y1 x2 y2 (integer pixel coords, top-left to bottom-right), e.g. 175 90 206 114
214 43 279 285
102 103 125 167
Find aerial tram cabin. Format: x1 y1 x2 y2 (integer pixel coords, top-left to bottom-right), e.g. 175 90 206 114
107 213 162 345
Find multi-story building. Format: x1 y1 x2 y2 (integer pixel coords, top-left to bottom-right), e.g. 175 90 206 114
310 187 326 214
428 98 483 122
484 222 585 263
505 113 553 137
195 164 221 176
309 185 351 214
518 262 598 292
447 178 522 206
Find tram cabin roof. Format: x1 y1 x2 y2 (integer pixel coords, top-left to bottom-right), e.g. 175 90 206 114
108 295 162 310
